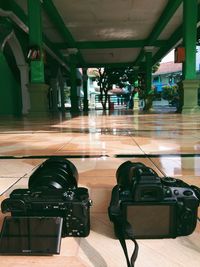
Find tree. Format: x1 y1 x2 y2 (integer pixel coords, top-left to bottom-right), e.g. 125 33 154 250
92 63 160 110
152 62 160 73
94 67 136 110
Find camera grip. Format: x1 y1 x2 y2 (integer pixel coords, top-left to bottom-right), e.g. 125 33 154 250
108 185 121 221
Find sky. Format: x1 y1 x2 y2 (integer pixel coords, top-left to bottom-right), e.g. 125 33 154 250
161 49 174 63
161 48 200 71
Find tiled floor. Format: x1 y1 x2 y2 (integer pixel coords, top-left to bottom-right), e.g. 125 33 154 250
0 110 200 266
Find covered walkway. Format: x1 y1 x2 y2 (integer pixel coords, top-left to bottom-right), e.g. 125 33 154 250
0 0 200 115
0 1 200 266
0 110 199 266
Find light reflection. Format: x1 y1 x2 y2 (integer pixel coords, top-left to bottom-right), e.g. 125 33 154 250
160 156 181 177
158 145 178 152
194 157 200 176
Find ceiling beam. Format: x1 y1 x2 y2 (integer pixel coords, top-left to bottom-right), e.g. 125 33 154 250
134 0 182 65
43 35 70 70
4 0 70 70
82 62 146 70
42 0 85 66
147 0 182 45
152 25 182 65
83 62 135 68
2 0 28 30
77 40 145 49
55 40 165 50
153 3 200 65
77 40 166 49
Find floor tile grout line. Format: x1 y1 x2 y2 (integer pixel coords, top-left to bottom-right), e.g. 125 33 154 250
0 153 199 160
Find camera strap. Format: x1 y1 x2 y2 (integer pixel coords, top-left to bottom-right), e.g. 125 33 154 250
113 218 139 267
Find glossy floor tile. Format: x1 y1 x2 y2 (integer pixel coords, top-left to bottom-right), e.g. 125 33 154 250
0 110 200 266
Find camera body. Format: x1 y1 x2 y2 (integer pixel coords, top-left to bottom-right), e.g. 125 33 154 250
1 158 92 238
1 187 91 237
109 161 199 239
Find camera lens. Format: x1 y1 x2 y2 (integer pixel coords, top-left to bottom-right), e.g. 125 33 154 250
28 157 78 190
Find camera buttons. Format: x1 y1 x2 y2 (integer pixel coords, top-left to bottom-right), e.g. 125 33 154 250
63 191 75 200
173 189 179 196
164 187 172 197
183 190 193 196
88 199 93 206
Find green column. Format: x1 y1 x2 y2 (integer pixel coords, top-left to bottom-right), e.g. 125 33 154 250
132 66 139 87
28 0 44 83
48 60 59 113
27 0 49 116
183 0 197 80
50 78 59 113
58 69 65 114
70 55 79 112
82 68 88 112
143 50 153 111
145 51 152 94
182 0 199 113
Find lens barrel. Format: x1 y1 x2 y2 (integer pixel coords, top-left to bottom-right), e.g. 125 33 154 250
28 157 78 190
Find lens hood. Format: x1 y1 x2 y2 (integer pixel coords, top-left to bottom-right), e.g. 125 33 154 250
28 157 78 190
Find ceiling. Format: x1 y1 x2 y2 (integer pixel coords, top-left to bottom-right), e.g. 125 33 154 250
8 0 200 69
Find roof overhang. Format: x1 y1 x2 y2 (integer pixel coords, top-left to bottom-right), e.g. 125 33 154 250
5 0 200 68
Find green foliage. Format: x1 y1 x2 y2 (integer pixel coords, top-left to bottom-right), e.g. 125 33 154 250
92 64 161 110
94 67 136 90
152 61 160 73
94 67 136 109
161 84 178 100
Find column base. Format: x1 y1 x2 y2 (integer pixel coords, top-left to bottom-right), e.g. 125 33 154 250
70 97 80 113
28 83 50 117
182 106 200 114
83 99 89 112
133 98 140 110
182 79 200 114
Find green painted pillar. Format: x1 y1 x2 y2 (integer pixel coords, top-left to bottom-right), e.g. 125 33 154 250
144 49 153 111
82 68 88 111
58 71 65 114
69 55 79 112
48 60 59 113
145 51 152 94
182 0 200 113
28 0 44 83
133 66 139 87
132 66 140 110
27 0 49 116
50 78 59 113
183 0 197 80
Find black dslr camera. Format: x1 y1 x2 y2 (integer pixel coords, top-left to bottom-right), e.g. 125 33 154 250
109 161 200 239
1 158 92 238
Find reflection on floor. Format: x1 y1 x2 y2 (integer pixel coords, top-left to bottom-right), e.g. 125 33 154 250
0 110 200 267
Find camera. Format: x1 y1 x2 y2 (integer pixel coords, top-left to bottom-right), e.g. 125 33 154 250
108 161 200 239
1 157 92 238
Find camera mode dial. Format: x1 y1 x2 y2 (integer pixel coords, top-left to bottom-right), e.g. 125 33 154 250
162 177 177 186
62 191 75 200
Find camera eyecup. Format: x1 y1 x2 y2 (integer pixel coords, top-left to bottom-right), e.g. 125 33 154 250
116 161 145 189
